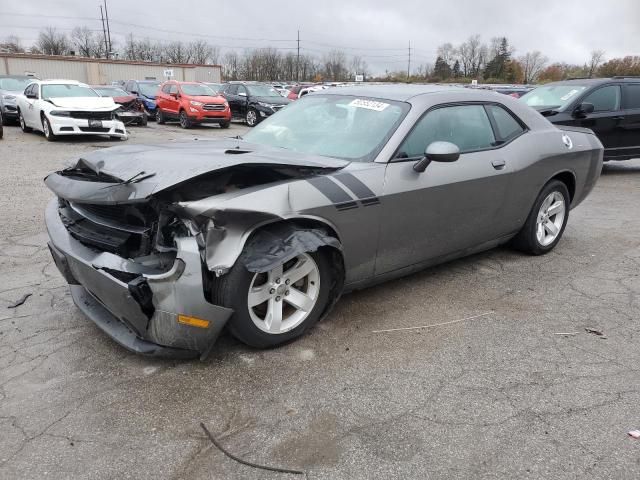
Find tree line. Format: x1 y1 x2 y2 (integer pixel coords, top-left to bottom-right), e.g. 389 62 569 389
1 28 639 83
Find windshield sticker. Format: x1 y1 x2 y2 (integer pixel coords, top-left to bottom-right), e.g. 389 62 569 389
560 89 580 101
349 99 389 111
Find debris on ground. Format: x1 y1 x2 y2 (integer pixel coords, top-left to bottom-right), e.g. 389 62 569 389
200 422 306 476
553 332 579 336
7 293 32 309
372 312 492 334
585 328 607 339
628 430 640 439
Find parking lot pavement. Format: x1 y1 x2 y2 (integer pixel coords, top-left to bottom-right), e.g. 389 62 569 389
0 122 639 479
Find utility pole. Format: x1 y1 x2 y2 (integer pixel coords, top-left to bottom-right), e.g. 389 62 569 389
104 0 112 58
296 30 300 82
407 40 411 81
100 6 109 59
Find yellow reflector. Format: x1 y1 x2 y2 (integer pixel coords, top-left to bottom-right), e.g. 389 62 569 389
177 315 210 329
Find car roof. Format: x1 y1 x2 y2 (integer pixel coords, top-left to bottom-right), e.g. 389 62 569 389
542 77 640 87
319 84 480 102
37 79 86 85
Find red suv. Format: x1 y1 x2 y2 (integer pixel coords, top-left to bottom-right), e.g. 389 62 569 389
156 81 231 129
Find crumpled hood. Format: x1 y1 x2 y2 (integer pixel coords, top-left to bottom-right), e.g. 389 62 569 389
45 138 348 203
48 97 119 111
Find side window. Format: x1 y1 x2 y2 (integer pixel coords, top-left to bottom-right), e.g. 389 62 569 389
125 81 132 92
398 105 496 158
169 84 178 94
583 85 621 112
486 105 525 143
161 84 170 94
227 84 238 95
24 84 32 96
238 85 247 96
623 84 640 110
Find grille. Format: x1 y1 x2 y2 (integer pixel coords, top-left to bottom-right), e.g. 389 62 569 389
79 127 110 133
202 103 226 111
60 200 157 257
70 111 113 120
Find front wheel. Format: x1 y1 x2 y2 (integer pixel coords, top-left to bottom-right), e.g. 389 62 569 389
18 109 31 132
179 110 192 129
42 115 56 141
156 109 165 125
219 121 230 129
139 115 148 126
245 108 258 127
512 180 570 255
212 250 333 348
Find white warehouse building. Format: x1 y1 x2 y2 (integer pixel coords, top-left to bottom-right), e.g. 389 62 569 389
0 53 222 84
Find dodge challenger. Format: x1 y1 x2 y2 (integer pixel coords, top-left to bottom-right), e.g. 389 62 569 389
44 85 603 358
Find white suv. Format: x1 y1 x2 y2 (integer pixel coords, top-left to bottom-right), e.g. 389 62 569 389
16 79 127 141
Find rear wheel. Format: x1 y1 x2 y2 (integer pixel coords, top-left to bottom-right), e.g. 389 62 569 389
139 114 148 126
179 110 192 129
42 115 56 142
512 180 570 255
156 109 165 125
212 249 333 348
18 109 31 132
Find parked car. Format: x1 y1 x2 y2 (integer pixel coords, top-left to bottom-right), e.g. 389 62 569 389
201 82 223 94
123 80 161 120
221 82 291 126
286 84 314 100
493 86 533 98
44 85 602 358
0 110 3 139
92 85 147 126
156 81 230 129
0 75 36 124
16 80 127 141
521 77 640 161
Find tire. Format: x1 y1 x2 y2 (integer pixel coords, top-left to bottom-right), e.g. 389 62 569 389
219 121 230 129
212 249 333 348
18 109 31 132
156 109 165 125
512 179 570 255
179 110 192 129
42 115 56 142
245 108 258 127
139 115 148 126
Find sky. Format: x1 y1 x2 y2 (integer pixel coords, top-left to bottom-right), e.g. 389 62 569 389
0 0 638 74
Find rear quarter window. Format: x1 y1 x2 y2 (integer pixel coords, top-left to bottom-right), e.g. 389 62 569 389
623 84 640 109
486 105 526 142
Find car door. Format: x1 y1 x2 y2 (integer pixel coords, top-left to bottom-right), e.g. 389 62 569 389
237 85 249 117
376 103 515 275
571 84 623 158
167 84 180 117
224 84 240 117
620 83 640 158
23 84 40 128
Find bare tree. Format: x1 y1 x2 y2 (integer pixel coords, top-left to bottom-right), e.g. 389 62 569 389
323 50 348 81
519 51 548 83
36 27 70 56
588 50 605 77
71 27 102 57
0 35 25 53
188 40 213 64
350 55 369 79
436 42 455 66
164 41 191 64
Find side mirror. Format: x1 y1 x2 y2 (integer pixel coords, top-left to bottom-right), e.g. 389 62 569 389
169 92 178 99
575 102 594 116
413 141 460 173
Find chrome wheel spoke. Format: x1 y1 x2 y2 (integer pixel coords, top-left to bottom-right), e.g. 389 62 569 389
268 264 284 283
286 258 315 284
547 201 564 217
285 288 314 312
264 299 283 333
544 221 559 236
248 285 271 307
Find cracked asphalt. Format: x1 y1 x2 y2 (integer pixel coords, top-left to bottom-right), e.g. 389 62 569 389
0 121 639 480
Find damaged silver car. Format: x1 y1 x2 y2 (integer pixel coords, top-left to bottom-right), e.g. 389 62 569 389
45 85 603 358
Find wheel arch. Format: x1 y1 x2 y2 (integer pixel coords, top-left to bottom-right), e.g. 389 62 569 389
549 170 576 203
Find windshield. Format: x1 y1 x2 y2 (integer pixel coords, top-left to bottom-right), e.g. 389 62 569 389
138 83 160 97
521 84 587 110
0 77 33 91
181 84 216 96
243 95 409 162
42 84 98 99
246 85 281 97
94 87 129 97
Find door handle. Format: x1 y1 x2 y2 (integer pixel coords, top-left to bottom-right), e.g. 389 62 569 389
612 116 625 120
492 159 506 170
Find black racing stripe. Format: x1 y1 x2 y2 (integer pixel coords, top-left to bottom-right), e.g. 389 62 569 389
333 172 377 200
360 197 380 206
336 201 359 211
307 176 354 205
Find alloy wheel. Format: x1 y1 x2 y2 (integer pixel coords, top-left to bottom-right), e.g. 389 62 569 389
536 191 566 247
247 253 321 334
246 109 257 126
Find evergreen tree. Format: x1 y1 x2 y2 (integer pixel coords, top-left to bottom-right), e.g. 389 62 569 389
452 60 461 78
433 55 452 80
483 37 511 80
